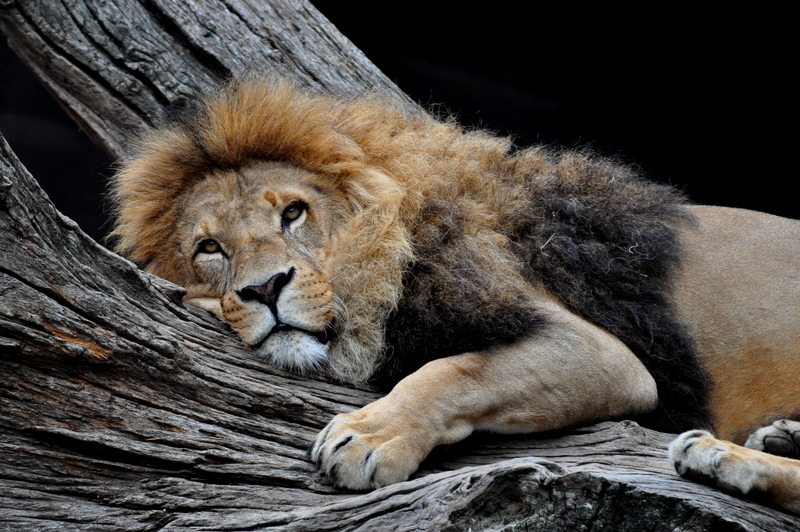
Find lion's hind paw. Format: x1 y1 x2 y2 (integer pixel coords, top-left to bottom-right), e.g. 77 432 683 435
745 419 800 458
670 429 800 514
668 430 761 495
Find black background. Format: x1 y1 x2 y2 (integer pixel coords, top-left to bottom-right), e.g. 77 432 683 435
1 4 794 243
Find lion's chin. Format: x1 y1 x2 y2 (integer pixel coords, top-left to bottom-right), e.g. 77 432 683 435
255 329 329 375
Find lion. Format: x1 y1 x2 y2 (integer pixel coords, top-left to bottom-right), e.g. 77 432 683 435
111 76 800 513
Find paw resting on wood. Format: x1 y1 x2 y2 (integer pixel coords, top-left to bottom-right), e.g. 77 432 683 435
669 430 758 493
310 398 446 490
669 429 800 514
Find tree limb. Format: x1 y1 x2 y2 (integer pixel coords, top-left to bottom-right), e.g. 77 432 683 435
1 0 798 529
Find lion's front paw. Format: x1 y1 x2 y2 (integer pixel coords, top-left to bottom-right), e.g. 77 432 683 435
745 419 800 458
310 401 437 490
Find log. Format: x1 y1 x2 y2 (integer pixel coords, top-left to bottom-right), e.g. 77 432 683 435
1 1 798 529
0 0 413 158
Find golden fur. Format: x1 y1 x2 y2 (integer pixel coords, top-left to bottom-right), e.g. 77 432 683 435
112 76 800 511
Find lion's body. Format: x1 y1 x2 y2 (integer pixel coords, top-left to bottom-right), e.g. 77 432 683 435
670 206 800 442
112 76 800 511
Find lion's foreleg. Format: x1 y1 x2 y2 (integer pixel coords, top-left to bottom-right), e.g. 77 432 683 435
311 301 658 490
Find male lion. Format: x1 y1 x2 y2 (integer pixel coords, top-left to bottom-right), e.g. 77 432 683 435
112 76 800 513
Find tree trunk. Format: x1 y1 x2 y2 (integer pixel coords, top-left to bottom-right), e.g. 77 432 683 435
0 1 797 530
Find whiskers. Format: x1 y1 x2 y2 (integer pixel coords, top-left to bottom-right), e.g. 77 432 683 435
330 292 350 328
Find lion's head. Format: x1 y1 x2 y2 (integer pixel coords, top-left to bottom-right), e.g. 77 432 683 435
111 76 422 383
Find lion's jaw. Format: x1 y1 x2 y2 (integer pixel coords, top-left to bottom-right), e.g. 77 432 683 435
176 161 344 374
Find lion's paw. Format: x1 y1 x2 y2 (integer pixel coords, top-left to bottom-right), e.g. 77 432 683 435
310 402 435 490
669 430 763 496
745 419 800 458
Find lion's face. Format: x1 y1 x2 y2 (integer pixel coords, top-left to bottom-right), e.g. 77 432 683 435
177 160 348 373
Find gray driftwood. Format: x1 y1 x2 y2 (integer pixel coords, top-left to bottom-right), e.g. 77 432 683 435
1 1 798 530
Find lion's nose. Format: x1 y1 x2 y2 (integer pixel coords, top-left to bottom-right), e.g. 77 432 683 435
239 268 295 314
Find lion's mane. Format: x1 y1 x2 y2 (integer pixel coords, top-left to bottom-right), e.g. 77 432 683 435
112 76 710 432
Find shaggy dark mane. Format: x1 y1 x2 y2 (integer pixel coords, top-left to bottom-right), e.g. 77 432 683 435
379 197 545 384
511 151 711 432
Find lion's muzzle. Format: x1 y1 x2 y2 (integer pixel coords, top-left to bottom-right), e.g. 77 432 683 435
225 265 335 373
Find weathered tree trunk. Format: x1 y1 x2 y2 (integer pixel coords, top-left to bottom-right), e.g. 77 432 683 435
0 1 798 530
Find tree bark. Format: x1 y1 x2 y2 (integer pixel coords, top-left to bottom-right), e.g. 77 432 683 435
0 1 798 530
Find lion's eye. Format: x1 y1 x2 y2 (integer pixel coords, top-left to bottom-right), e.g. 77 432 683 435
198 239 222 254
281 202 307 228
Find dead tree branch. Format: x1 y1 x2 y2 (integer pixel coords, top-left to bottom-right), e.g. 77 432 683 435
1 1 798 529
